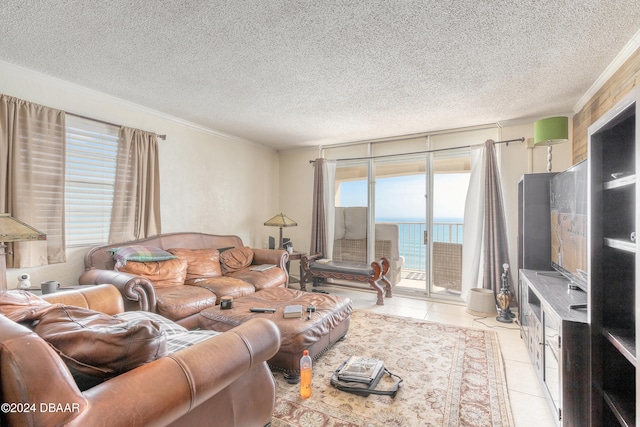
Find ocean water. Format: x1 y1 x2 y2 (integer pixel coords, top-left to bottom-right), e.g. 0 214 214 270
377 217 463 270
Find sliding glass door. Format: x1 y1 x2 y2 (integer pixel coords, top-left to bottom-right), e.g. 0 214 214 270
428 150 470 299
331 147 470 301
370 151 470 299
373 155 428 294
334 159 370 267
325 127 498 301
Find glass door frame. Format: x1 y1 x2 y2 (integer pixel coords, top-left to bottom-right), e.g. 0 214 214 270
372 153 431 297
329 139 476 302
428 147 471 302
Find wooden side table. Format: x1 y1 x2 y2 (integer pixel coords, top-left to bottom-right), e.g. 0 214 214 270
286 251 305 285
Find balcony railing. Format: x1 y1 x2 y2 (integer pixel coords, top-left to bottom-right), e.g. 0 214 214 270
385 221 463 271
378 221 463 294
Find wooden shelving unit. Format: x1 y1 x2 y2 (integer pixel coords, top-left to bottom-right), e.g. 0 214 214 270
588 85 639 427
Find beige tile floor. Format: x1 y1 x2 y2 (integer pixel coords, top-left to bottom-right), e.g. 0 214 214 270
306 283 557 427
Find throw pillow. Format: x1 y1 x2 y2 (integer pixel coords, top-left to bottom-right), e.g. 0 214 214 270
0 290 54 323
168 248 222 285
108 245 177 268
219 246 254 273
116 257 188 288
34 305 168 379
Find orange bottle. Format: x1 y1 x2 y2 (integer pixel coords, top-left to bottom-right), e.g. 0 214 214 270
300 350 312 399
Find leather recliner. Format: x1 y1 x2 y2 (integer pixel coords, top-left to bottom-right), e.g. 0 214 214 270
0 285 281 427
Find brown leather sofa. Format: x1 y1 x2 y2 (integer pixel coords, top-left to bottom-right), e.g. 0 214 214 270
0 285 281 427
79 232 290 329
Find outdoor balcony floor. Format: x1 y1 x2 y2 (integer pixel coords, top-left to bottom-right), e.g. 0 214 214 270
396 269 463 299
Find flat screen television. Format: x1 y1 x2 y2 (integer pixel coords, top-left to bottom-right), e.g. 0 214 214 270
550 160 588 292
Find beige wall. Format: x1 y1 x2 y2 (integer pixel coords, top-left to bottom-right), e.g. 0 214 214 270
276 147 320 277
0 61 280 289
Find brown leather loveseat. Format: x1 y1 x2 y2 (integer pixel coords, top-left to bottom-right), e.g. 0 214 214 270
79 232 289 329
0 285 281 427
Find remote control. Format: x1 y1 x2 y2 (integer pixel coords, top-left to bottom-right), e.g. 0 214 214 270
249 307 276 313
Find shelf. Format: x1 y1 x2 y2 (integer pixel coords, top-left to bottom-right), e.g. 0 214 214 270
589 85 637 427
528 302 541 322
604 174 636 190
603 390 636 427
603 327 637 367
604 238 637 253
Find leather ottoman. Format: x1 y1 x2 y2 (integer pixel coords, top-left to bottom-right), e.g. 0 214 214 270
199 287 352 383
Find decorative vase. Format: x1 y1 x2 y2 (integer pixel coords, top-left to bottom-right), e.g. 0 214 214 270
496 263 514 323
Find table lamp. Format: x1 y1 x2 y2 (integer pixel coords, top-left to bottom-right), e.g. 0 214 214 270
534 116 569 172
0 214 47 291
264 213 297 249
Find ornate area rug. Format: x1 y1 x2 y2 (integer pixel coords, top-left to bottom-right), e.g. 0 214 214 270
270 310 514 427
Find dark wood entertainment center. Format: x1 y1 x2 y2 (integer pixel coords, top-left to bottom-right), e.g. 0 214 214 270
519 269 589 426
518 173 589 426
518 86 639 426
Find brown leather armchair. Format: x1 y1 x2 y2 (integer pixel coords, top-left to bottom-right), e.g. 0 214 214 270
0 285 281 427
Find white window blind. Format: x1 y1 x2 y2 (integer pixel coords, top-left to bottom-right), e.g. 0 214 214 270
65 115 119 246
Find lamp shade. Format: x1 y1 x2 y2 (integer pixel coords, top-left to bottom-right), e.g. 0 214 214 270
0 214 46 242
0 214 46 291
534 116 569 146
264 213 297 228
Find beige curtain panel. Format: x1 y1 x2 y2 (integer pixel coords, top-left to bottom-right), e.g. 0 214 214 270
482 139 515 303
310 158 328 257
0 94 66 267
109 126 161 243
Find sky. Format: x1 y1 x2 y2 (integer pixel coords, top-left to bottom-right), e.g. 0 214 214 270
339 173 470 221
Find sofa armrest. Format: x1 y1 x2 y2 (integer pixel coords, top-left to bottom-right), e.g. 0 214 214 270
0 315 280 427
41 284 125 315
252 248 289 270
78 269 157 313
76 318 281 427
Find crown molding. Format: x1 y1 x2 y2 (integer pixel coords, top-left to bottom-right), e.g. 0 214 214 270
573 29 640 113
497 111 574 128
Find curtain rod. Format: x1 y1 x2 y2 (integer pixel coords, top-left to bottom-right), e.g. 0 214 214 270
309 137 524 163
67 112 167 140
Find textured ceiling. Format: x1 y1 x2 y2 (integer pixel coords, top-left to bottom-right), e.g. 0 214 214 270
1 1 640 150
